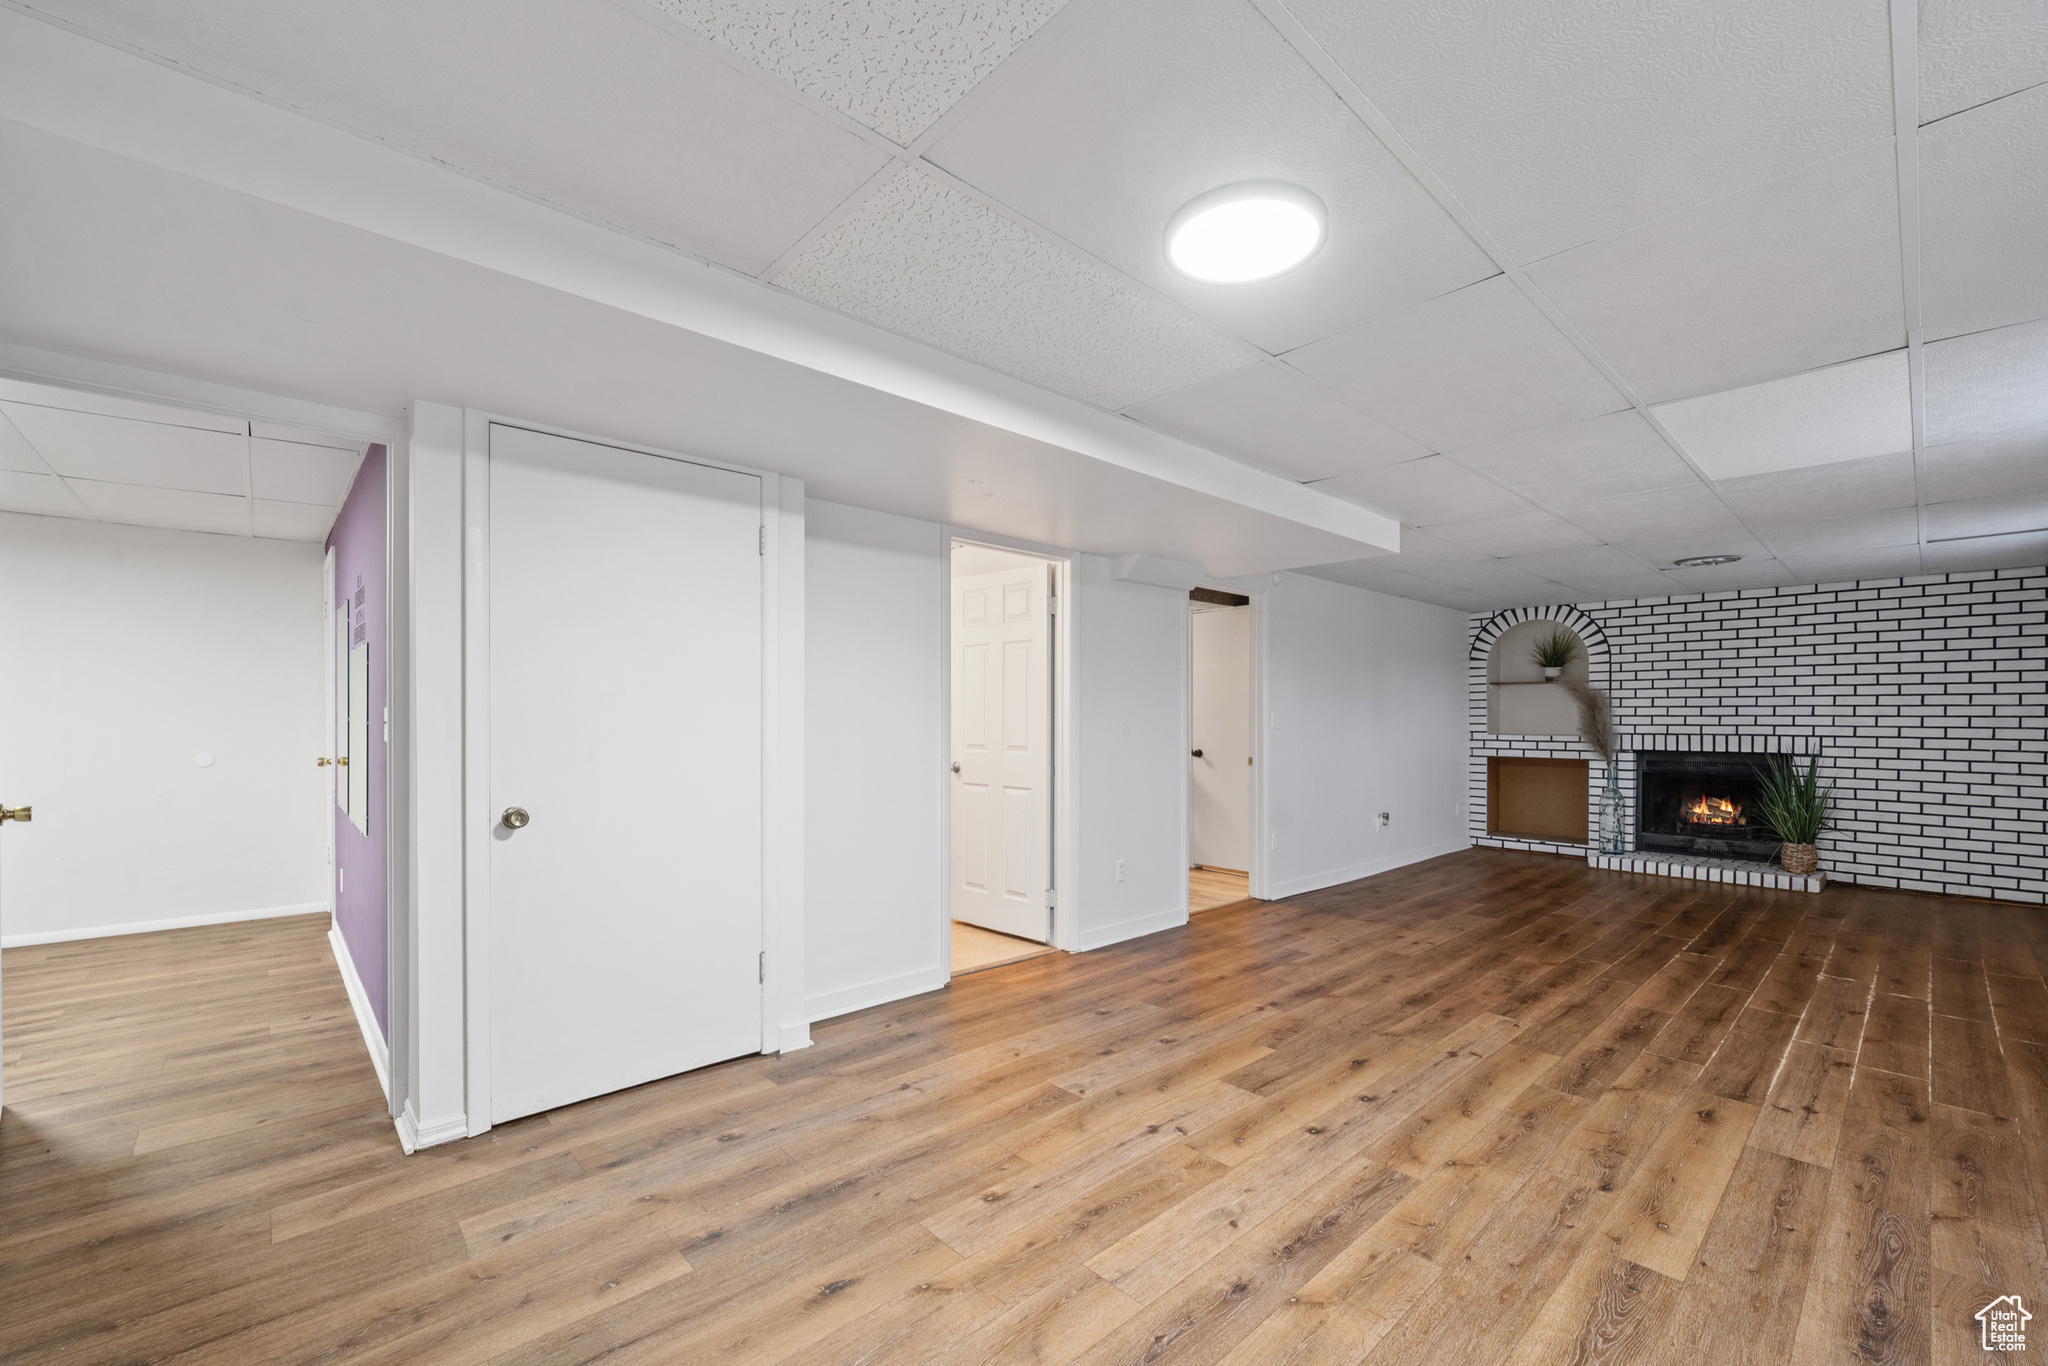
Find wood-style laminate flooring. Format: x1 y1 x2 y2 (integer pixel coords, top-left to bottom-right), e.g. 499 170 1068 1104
1188 866 1253 914
4 848 2046 1364
951 920 1058 977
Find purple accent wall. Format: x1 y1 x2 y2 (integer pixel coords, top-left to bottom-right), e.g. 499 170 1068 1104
328 445 388 1038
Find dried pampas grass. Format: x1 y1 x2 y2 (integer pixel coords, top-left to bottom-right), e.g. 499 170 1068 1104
1556 675 1616 763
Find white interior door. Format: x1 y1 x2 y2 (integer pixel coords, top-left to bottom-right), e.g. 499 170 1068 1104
323 546 336 917
487 424 764 1124
950 561 1051 943
1190 604 1251 871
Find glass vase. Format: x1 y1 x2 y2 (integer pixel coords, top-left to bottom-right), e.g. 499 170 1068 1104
1596 758 1627 855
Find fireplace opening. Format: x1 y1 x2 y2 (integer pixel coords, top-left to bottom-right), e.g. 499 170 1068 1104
1636 752 1782 859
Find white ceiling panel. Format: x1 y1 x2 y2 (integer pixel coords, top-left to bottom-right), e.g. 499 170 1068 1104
1554 483 1769 563
1650 350 1912 481
1287 276 1627 452
1781 544 1926 583
1286 0 1894 264
1763 506 1922 560
65 478 248 535
1717 451 1919 526
1407 554 1577 600
776 168 1253 410
1123 363 1429 484
1317 454 1535 526
1291 559 1494 611
26 0 889 274
250 438 364 506
1920 0 2048 124
1923 528 2048 572
642 0 1064 145
1921 84 2048 341
1452 410 1699 504
1501 544 1677 600
1658 557 1800 593
0 403 247 494
924 0 1497 353
0 410 52 474
252 498 338 541
0 375 244 433
1924 316 2048 445
1923 434 2048 503
1424 508 1600 559
251 420 362 451
1927 491 2048 541
0 469 90 519
1529 141 1905 404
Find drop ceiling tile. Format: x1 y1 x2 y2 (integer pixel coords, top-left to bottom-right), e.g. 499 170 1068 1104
1452 410 1699 504
1413 556 1577 600
65 479 249 536
1529 141 1905 404
776 168 1253 410
1923 528 2048 572
0 376 244 433
1762 507 1922 560
1123 363 1430 483
1502 544 1675 601
1286 0 1894 264
925 0 1496 353
1779 544 1927 583
1924 316 2048 445
1920 0 2048 124
0 470 90 519
1658 558 1800 593
1318 454 1536 526
0 410 51 474
0 404 247 494
1923 433 2048 502
1922 84 2048 341
1424 508 1601 559
1292 560 1495 611
1650 351 1911 481
31 0 889 274
251 421 362 450
253 499 340 542
1926 491 2048 541
1717 451 1919 526
1553 483 1762 557
251 439 365 506
643 0 1064 144
1287 277 1627 451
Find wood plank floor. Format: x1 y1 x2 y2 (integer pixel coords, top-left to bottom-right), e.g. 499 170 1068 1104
4 848 2045 1364
951 920 1058 976
1189 866 1252 914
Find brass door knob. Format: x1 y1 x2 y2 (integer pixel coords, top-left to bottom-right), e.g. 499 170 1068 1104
338 756 349 767
1191 749 1204 758
316 757 332 767
501 807 530 830
1 804 31 823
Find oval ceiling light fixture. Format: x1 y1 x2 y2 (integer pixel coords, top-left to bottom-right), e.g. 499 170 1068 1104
1165 182 1327 284
1673 554 1743 567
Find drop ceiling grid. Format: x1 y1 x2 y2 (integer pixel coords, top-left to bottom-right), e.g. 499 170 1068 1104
1891 0 1932 571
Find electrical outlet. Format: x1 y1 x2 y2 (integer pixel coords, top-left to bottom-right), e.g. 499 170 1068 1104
1377 812 1390 828
1269 830 1279 850
1115 859 1127 882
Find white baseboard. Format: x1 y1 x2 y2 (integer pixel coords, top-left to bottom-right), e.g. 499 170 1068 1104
1074 903 1189 953
806 964 948 1025
328 923 391 1104
1262 837 1472 901
1 900 328 948
775 1020 813 1053
397 1101 468 1152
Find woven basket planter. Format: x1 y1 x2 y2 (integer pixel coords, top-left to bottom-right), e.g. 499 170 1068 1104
1780 843 1819 876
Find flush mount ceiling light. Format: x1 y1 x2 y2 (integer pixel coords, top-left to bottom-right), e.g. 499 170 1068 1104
1673 554 1743 567
1165 182 1327 284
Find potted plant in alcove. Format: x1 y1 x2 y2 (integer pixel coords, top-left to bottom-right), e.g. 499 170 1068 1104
1755 756 1835 876
1530 626 1581 681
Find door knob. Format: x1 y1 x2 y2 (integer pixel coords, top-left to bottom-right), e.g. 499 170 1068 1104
338 757 349 766
316 757 332 767
501 807 530 830
951 762 961 774
1 804 31 823
1191 749 1204 758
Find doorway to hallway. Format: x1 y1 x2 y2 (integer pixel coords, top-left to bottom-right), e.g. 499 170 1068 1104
1189 587 1255 914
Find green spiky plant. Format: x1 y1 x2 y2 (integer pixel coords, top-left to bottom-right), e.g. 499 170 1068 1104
1753 756 1835 846
1530 626 1581 672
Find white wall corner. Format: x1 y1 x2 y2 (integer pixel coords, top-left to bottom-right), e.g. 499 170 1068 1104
770 476 810 1053
1262 835 1473 902
328 922 392 1104
1073 904 1189 954
1112 554 1207 591
806 966 950 1025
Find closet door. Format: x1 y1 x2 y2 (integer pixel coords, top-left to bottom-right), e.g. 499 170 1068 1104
487 424 762 1123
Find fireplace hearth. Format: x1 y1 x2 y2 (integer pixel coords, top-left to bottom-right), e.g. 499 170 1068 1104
1636 751 1781 859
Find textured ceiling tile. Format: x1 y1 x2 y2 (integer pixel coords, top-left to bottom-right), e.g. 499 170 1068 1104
1501 544 1675 599
253 498 340 541
1123 363 1430 483
1779 544 1926 583
0 470 89 519
1658 557 1799 593
1291 560 1496 610
0 403 248 495
1316 453 1535 525
1287 277 1627 451
29 0 888 274
776 168 1254 410
251 439 365 505
1424 507 1601 558
1286 0 1894 264
0 410 52 475
1649 351 1912 481
1926 490 2048 541
1716 451 1919 527
1553 483 1767 563
644 0 1064 144
1451 410 1698 504
1762 507 1922 559
1920 0 2048 124
65 478 249 535
1922 85 2048 341
1529 141 1905 404
1924 316 2048 445
1923 433 2048 502
1923 528 2048 572
924 0 1496 353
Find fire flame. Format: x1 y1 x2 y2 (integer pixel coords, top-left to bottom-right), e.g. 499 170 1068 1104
1686 794 1741 825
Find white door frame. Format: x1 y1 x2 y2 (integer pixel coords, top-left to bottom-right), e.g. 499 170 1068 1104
940 531 1075 960
323 544 338 922
1246 587 1271 902
453 409 805 1141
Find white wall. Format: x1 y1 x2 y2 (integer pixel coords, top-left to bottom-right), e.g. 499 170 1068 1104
1263 571 1471 898
804 500 947 1020
0 512 327 943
